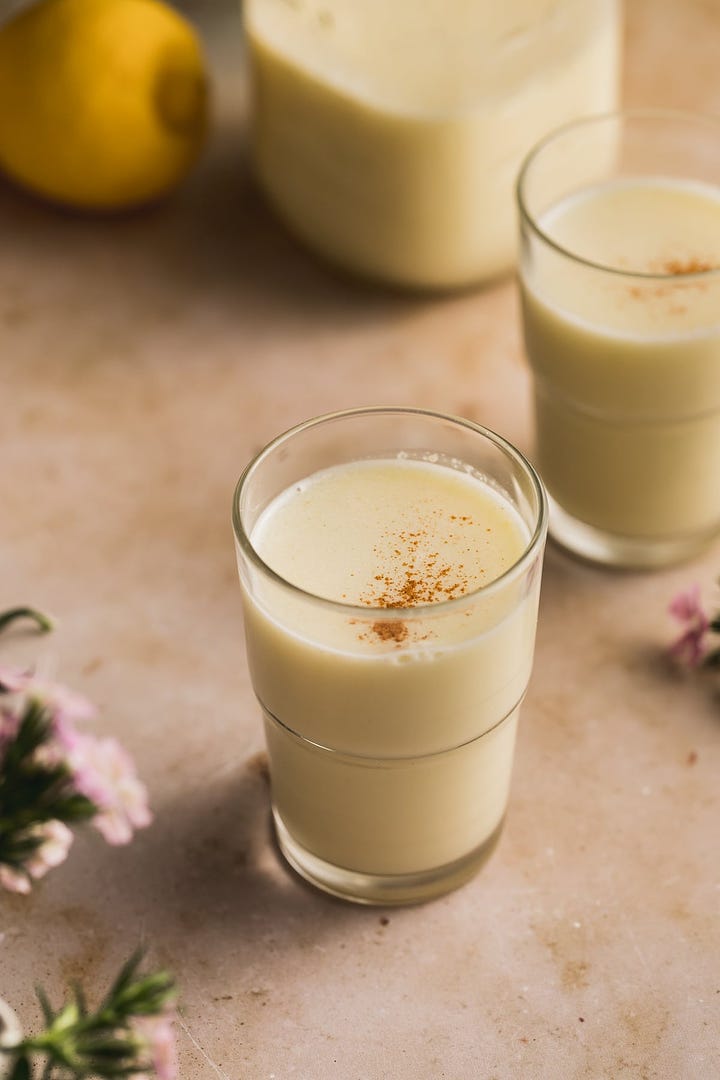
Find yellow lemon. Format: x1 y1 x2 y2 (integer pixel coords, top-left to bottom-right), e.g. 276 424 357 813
0 0 209 210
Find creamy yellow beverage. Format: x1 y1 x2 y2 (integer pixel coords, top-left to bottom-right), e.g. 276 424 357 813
521 178 720 547
245 0 620 289
240 456 541 891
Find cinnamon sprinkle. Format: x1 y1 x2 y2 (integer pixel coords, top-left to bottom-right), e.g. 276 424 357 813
352 509 487 645
660 257 716 275
627 254 718 304
349 617 426 646
369 620 409 644
359 525 473 608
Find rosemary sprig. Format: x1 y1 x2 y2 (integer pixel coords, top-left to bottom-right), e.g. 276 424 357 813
2 951 177 1080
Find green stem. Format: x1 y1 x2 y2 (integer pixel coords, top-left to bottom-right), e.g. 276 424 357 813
0 608 55 636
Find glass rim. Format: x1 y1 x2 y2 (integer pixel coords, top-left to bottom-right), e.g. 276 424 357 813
516 107 720 282
232 405 548 618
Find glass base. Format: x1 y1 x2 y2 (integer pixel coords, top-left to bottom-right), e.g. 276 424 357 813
548 495 720 570
272 808 505 906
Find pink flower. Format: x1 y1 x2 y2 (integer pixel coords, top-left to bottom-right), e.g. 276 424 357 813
66 734 152 845
668 584 710 667
0 665 97 723
24 820 74 880
0 864 31 894
133 1014 178 1080
0 821 74 894
0 664 151 900
0 666 33 695
0 666 151 843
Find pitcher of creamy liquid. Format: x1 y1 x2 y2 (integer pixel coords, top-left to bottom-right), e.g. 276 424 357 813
244 0 621 290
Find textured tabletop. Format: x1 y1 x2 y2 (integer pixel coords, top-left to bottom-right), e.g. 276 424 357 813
1 2 719 1077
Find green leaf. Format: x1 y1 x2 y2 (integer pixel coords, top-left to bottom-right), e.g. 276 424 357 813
54 1001 82 1035
78 1036 137 1061
49 794 97 824
0 704 50 779
0 832 45 863
36 985 55 1027
114 970 176 1015
8 1055 32 1080
72 983 87 1019
103 949 145 1010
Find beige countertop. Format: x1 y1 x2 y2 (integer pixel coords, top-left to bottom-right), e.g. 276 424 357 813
2 2 720 1077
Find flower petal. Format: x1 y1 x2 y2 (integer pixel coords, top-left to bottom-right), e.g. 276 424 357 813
0 864 31 894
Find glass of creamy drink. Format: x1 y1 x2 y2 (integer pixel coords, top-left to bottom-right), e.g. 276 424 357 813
518 110 720 568
232 408 547 904
244 0 620 290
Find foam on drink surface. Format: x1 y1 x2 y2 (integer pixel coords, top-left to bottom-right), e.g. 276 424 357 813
252 456 528 613
534 178 720 336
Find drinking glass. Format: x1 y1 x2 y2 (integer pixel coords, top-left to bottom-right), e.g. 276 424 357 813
518 109 720 567
233 407 547 904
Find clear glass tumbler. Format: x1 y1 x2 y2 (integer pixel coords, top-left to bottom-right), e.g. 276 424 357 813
232 407 547 905
518 109 720 568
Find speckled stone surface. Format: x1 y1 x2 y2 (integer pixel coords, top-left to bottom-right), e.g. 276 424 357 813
1 2 719 1078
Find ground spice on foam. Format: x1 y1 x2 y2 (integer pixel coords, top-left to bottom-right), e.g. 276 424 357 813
368 620 409 644
660 257 716 275
355 512 484 645
628 256 718 306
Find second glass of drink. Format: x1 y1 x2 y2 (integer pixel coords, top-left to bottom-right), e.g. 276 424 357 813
518 109 720 567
